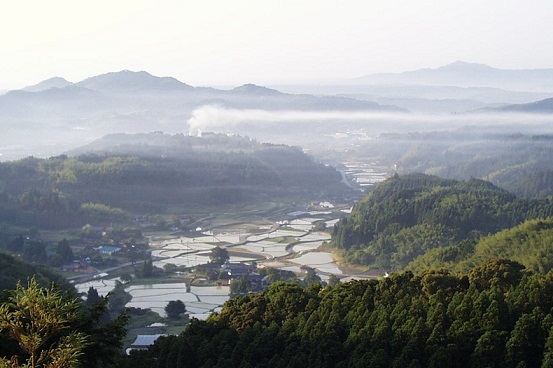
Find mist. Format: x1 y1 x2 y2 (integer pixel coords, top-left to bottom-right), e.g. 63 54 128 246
186 104 553 137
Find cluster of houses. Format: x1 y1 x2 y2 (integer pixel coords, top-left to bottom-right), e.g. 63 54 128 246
195 261 264 290
221 262 263 288
196 262 266 291
59 244 123 274
59 223 153 274
60 259 95 274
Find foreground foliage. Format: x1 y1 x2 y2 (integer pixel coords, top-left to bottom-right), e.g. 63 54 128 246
0 278 86 368
0 259 129 368
0 253 71 301
126 259 553 367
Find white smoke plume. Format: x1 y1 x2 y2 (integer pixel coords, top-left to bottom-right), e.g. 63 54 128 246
186 105 412 136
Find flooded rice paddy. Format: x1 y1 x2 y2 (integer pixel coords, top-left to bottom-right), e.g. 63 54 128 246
126 283 229 320
75 208 348 319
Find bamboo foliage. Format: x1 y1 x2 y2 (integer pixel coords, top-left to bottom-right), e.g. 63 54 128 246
0 278 86 368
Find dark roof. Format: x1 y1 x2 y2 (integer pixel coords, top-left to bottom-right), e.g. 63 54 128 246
130 334 167 349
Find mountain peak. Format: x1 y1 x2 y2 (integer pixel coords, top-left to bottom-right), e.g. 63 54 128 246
77 70 192 92
22 77 73 92
231 83 283 96
437 61 496 72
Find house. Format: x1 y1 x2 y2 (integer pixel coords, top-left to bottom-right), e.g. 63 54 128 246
126 334 167 355
195 262 223 272
96 245 121 255
221 262 255 278
246 272 263 289
60 260 95 274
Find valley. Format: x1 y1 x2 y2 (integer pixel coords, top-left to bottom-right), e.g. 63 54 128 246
4 1 553 365
3 61 553 367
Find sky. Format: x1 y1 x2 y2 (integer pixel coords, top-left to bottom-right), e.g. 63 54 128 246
1 0 553 90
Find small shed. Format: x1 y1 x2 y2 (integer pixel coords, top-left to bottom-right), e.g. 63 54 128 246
97 245 120 255
126 334 167 355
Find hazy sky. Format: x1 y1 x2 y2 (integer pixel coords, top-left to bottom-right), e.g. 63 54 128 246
1 0 553 90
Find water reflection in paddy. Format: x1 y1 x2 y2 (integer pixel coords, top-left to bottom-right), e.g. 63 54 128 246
126 283 229 318
74 278 120 297
290 252 343 275
76 211 346 321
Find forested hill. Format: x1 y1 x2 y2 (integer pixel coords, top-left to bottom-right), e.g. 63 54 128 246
357 130 553 199
332 173 553 270
0 253 71 299
0 133 347 228
126 260 553 368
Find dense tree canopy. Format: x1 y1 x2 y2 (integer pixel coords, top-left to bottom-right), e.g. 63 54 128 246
125 260 553 368
410 217 553 275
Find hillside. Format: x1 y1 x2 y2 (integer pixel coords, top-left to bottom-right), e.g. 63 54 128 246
332 173 553 270
410 217 553 275
76 70 193 92
0 132 348 228
498 97 553 113
0 252 72 300
22 76 73 92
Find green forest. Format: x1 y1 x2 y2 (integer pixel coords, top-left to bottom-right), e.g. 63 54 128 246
332 173 553 271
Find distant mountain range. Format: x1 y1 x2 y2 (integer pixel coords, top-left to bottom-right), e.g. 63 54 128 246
353 61 553 91
272 62 553 113
498 97 553 113
0 70 403 161
2 64 553 162
77 70 194 92
6 70 402 111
